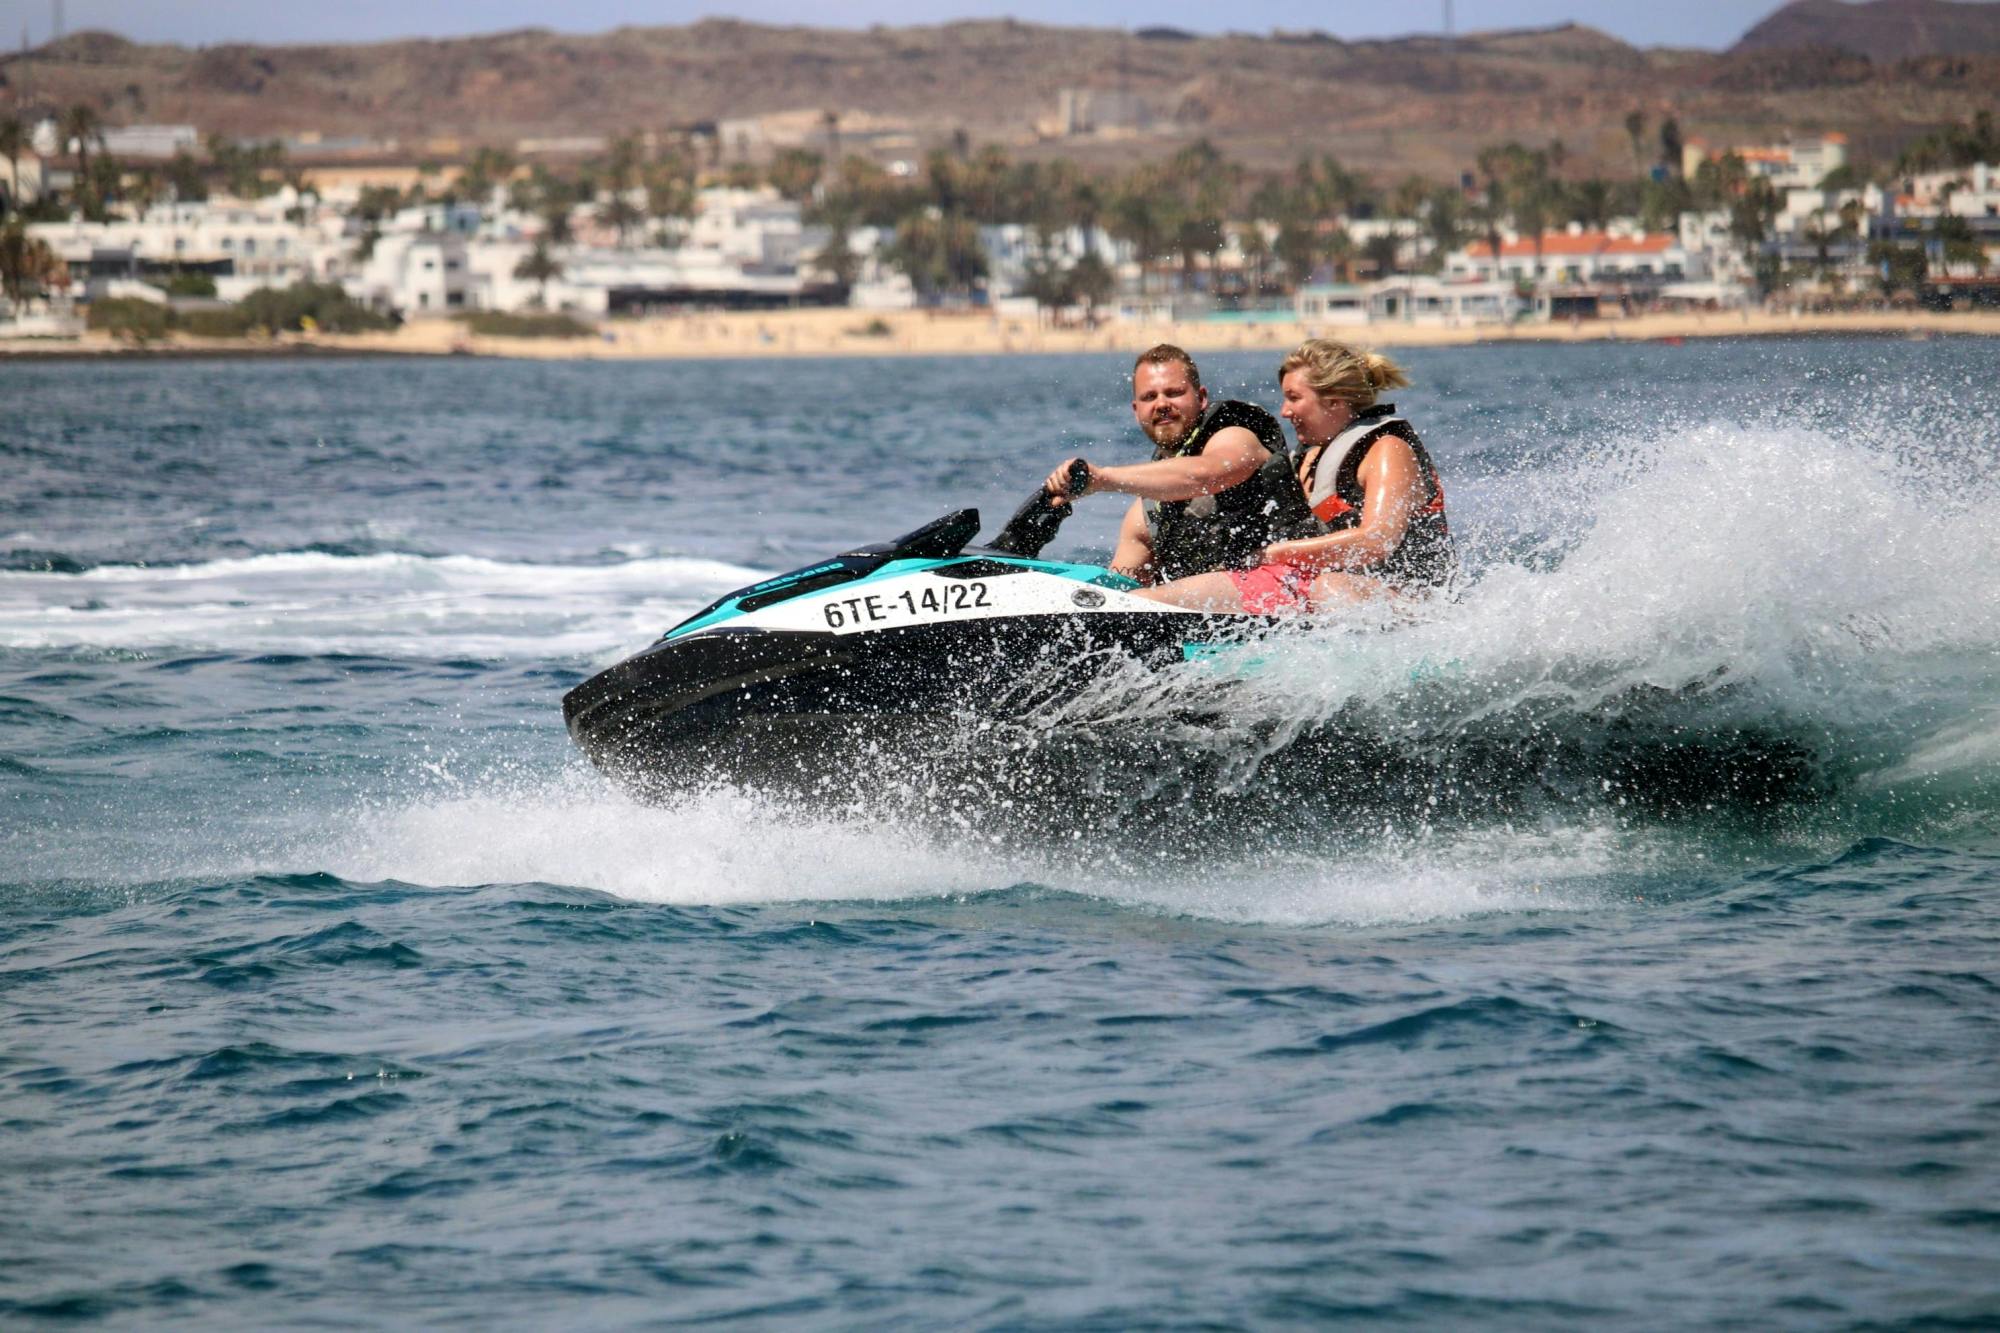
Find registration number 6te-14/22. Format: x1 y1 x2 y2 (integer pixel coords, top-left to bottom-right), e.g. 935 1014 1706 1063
821 581 992 629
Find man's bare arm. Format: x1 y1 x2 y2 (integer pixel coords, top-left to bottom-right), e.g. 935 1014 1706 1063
1045 426 1269 505
1108 500 1156 584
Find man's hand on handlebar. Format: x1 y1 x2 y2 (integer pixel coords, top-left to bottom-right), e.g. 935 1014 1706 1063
1043 458 1094 508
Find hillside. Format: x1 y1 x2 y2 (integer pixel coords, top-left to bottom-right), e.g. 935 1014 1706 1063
2 17 1995 182
1734 0 2000 58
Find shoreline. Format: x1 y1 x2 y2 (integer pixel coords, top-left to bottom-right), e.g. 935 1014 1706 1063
6 308 1997 363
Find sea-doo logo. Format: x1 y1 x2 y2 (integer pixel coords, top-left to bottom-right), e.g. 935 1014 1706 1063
1071 588 1106 609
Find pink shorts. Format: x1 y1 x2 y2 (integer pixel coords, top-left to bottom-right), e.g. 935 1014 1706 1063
1228 562 1311 615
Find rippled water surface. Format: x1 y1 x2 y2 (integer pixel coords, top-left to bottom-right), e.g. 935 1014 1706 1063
4 340 1999 1327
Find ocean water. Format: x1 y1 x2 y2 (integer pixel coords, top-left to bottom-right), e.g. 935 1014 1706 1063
3 338 1998 1327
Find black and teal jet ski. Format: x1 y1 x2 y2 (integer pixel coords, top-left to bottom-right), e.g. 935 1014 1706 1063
562 471 1272 795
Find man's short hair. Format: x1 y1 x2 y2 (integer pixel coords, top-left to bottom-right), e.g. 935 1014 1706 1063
1133 343 1201 393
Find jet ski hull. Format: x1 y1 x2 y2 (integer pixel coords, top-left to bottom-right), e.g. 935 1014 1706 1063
562 606 1224 794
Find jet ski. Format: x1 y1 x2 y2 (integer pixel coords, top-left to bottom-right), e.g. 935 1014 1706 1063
562 467 1273 795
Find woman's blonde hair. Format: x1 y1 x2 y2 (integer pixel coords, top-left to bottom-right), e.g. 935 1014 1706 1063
1278 339 1411 410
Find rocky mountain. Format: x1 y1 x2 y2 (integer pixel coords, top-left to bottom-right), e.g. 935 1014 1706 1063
1 16 1995 182
1734 0 2000 59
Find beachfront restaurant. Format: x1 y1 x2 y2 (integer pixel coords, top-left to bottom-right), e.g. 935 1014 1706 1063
1366 277 1525 325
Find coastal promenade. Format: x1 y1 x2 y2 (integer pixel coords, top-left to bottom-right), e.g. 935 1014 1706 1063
6 306 1998 361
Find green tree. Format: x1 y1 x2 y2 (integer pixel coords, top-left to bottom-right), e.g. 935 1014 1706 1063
808 217 862 289
205 132 285 199
60 103 103 194
514 239 563 307
1730 177 1780 244
83 153 122 223
1638 174 1693 232
1163 140 1237 288
458 146 517 209
1109 187 1173 292
1478 143 1559 283
351 184 404 260
595 193 644 248
1238 222 1273 294
1935 212 1988 275
886 209 986 301
237 281 393 333
767 147 824 203
1361 231 1401 278
166 148 207 202
1624 109 1648 174
1388 174 1429 225
1868 238 1927 294
1066 251 1115 313
1894 110 2000 178
1566 178 1615 230
1274 219 1319 285
1659 116 1684 177
1691 151 1749 210
1422 185 1465 269
602 135 643 194
87 295 171 342
1322 227 1358 284
540 200 575 248
0 118 25 216
0 218 66 304
121 166 160 221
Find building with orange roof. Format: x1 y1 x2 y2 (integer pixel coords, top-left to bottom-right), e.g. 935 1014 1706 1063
1680 134 1849 190
1446 228 1697 286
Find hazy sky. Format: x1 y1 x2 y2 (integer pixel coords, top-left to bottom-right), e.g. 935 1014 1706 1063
0 0 1810 52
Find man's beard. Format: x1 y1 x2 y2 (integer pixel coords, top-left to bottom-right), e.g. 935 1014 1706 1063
1144 412 1194 449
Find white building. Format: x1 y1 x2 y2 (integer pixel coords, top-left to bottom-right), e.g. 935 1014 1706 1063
683 187 811 271
1683 133 1850 191
100 125 201 161
1447 227 1696 285
1292 283 1371 326
1365 277 1526 324
349 231 475 314
28 190 349 299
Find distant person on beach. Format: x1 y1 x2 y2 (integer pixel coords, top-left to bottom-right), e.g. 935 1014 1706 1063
1041 344 1316 582
1129 339 1455 613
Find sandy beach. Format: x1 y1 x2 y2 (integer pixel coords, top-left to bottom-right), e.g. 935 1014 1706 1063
6 305 1998 362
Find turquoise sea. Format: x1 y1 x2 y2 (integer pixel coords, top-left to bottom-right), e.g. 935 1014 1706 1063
3 338 1998 1326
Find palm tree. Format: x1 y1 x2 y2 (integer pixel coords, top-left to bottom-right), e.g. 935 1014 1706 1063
808 218 861 290
1658 117 1684 179
514 239 562 308
1323 226 1358 284
1567 179 1614 230
60 104 104 210
0 118 25 216
1624 110 1648 175
1422 185 1465 269
1238 222 1272 296
1 219 64 305
1274 219 1318 287
644 152 696 248
595 194 643 248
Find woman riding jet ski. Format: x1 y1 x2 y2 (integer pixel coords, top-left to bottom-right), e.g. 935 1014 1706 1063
562 340 1454 796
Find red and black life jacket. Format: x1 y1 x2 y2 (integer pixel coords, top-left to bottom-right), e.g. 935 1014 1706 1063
1296 404 1455 586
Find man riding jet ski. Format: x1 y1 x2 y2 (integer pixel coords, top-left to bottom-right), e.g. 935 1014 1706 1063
562 346 1306 795
562 340 1458 795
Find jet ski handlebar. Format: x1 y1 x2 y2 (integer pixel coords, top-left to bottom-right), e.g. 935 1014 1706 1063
988 459 1093 558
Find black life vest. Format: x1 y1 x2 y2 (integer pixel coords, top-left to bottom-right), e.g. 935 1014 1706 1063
1295 404 1455 586
1143 400 1321 581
